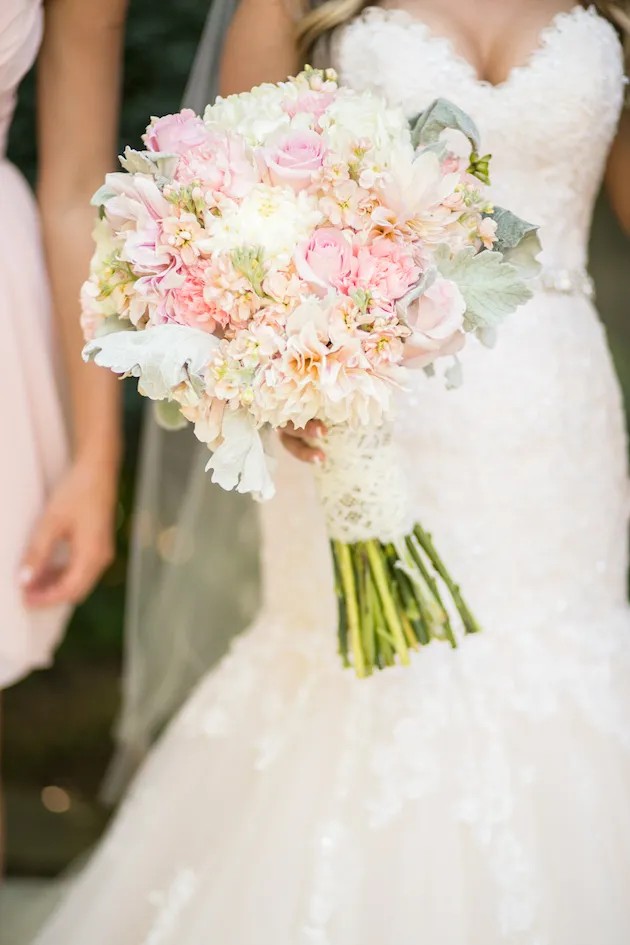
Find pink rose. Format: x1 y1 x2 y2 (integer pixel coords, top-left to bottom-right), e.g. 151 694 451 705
260 130 326 191
294 228 353 294
403 276 466 368
143 109 210 155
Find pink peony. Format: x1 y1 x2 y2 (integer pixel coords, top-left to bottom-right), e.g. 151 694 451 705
260 130 327 192
283 89 336 121
175 132 258 199
165 263 230 334
347 238 421 302
143 109 210 154
403 276 466 367
294 227 353 294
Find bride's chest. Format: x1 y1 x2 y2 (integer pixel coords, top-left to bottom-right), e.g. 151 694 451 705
332 6 625 170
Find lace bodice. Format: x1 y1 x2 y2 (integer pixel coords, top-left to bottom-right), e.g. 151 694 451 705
260 3 628 631
333 5 625 270
0 0 42 156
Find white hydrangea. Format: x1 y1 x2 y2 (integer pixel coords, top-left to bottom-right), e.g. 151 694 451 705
204 84 291 145
319 90 411 163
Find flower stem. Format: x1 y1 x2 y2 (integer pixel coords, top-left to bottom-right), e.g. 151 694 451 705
355 544 376 674
331 541 350 667
334 540 367 677
413 524 482 636
367 575 395 668
365 540 410 665
403 537 457 647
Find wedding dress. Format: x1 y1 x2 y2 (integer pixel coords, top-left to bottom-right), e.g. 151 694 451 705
32 6 630 943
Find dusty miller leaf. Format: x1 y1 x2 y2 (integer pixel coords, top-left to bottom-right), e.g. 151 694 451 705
83 324 220 400
436 246 533 329
487 206 542 277
410 98 481 152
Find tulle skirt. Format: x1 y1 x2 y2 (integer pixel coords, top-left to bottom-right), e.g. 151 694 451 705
32 598 630 944
0 159 68 688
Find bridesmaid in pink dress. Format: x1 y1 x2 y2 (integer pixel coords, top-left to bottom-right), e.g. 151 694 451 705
0 4 126 685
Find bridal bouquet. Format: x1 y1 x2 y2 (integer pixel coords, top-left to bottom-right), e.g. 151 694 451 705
81 68 539 676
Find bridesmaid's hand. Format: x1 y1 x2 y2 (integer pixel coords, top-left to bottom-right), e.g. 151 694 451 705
19 460 118 608
279 420 327 465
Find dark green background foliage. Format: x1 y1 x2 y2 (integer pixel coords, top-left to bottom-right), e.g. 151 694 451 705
5 0 209 874
4 0 629 875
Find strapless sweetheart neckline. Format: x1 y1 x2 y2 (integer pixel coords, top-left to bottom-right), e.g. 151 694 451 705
361 4 590 91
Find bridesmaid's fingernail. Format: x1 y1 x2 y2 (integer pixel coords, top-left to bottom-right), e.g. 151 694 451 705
312 455 323 466
18 566 34 587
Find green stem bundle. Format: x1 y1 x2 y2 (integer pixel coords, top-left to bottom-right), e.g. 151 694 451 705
330 523 481 677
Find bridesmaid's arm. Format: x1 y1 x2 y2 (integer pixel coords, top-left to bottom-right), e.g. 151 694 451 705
220 0 299 95
605 109 630 237
21 0 128 607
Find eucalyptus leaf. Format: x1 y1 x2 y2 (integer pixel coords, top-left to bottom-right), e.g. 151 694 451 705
83 324 220 400
436 246 533 329
410 98 481 152
487 206 542 277
154 400 190 432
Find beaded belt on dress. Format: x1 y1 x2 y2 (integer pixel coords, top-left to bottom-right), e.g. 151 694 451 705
537 266 595 299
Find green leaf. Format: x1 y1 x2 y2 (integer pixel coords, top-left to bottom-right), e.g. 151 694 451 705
91 184 117 208
436 246 533 329
468 151 492 186
153 400 189 431
231 247 266 297
410 98 480 152
488 206 542 277
118 147 179 180
83 324 220 400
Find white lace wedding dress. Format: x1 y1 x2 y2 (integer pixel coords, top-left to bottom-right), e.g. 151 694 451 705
33 6 630 944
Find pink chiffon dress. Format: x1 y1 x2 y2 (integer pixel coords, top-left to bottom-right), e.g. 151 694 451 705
1 0 69 687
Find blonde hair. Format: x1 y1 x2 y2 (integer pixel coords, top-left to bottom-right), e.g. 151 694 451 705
296 0 370 58
296 1 629 88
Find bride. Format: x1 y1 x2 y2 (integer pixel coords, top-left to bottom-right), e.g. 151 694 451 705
33 1 630 942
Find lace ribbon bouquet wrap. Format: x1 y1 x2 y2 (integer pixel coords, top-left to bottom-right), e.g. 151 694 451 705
80 68 540 676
